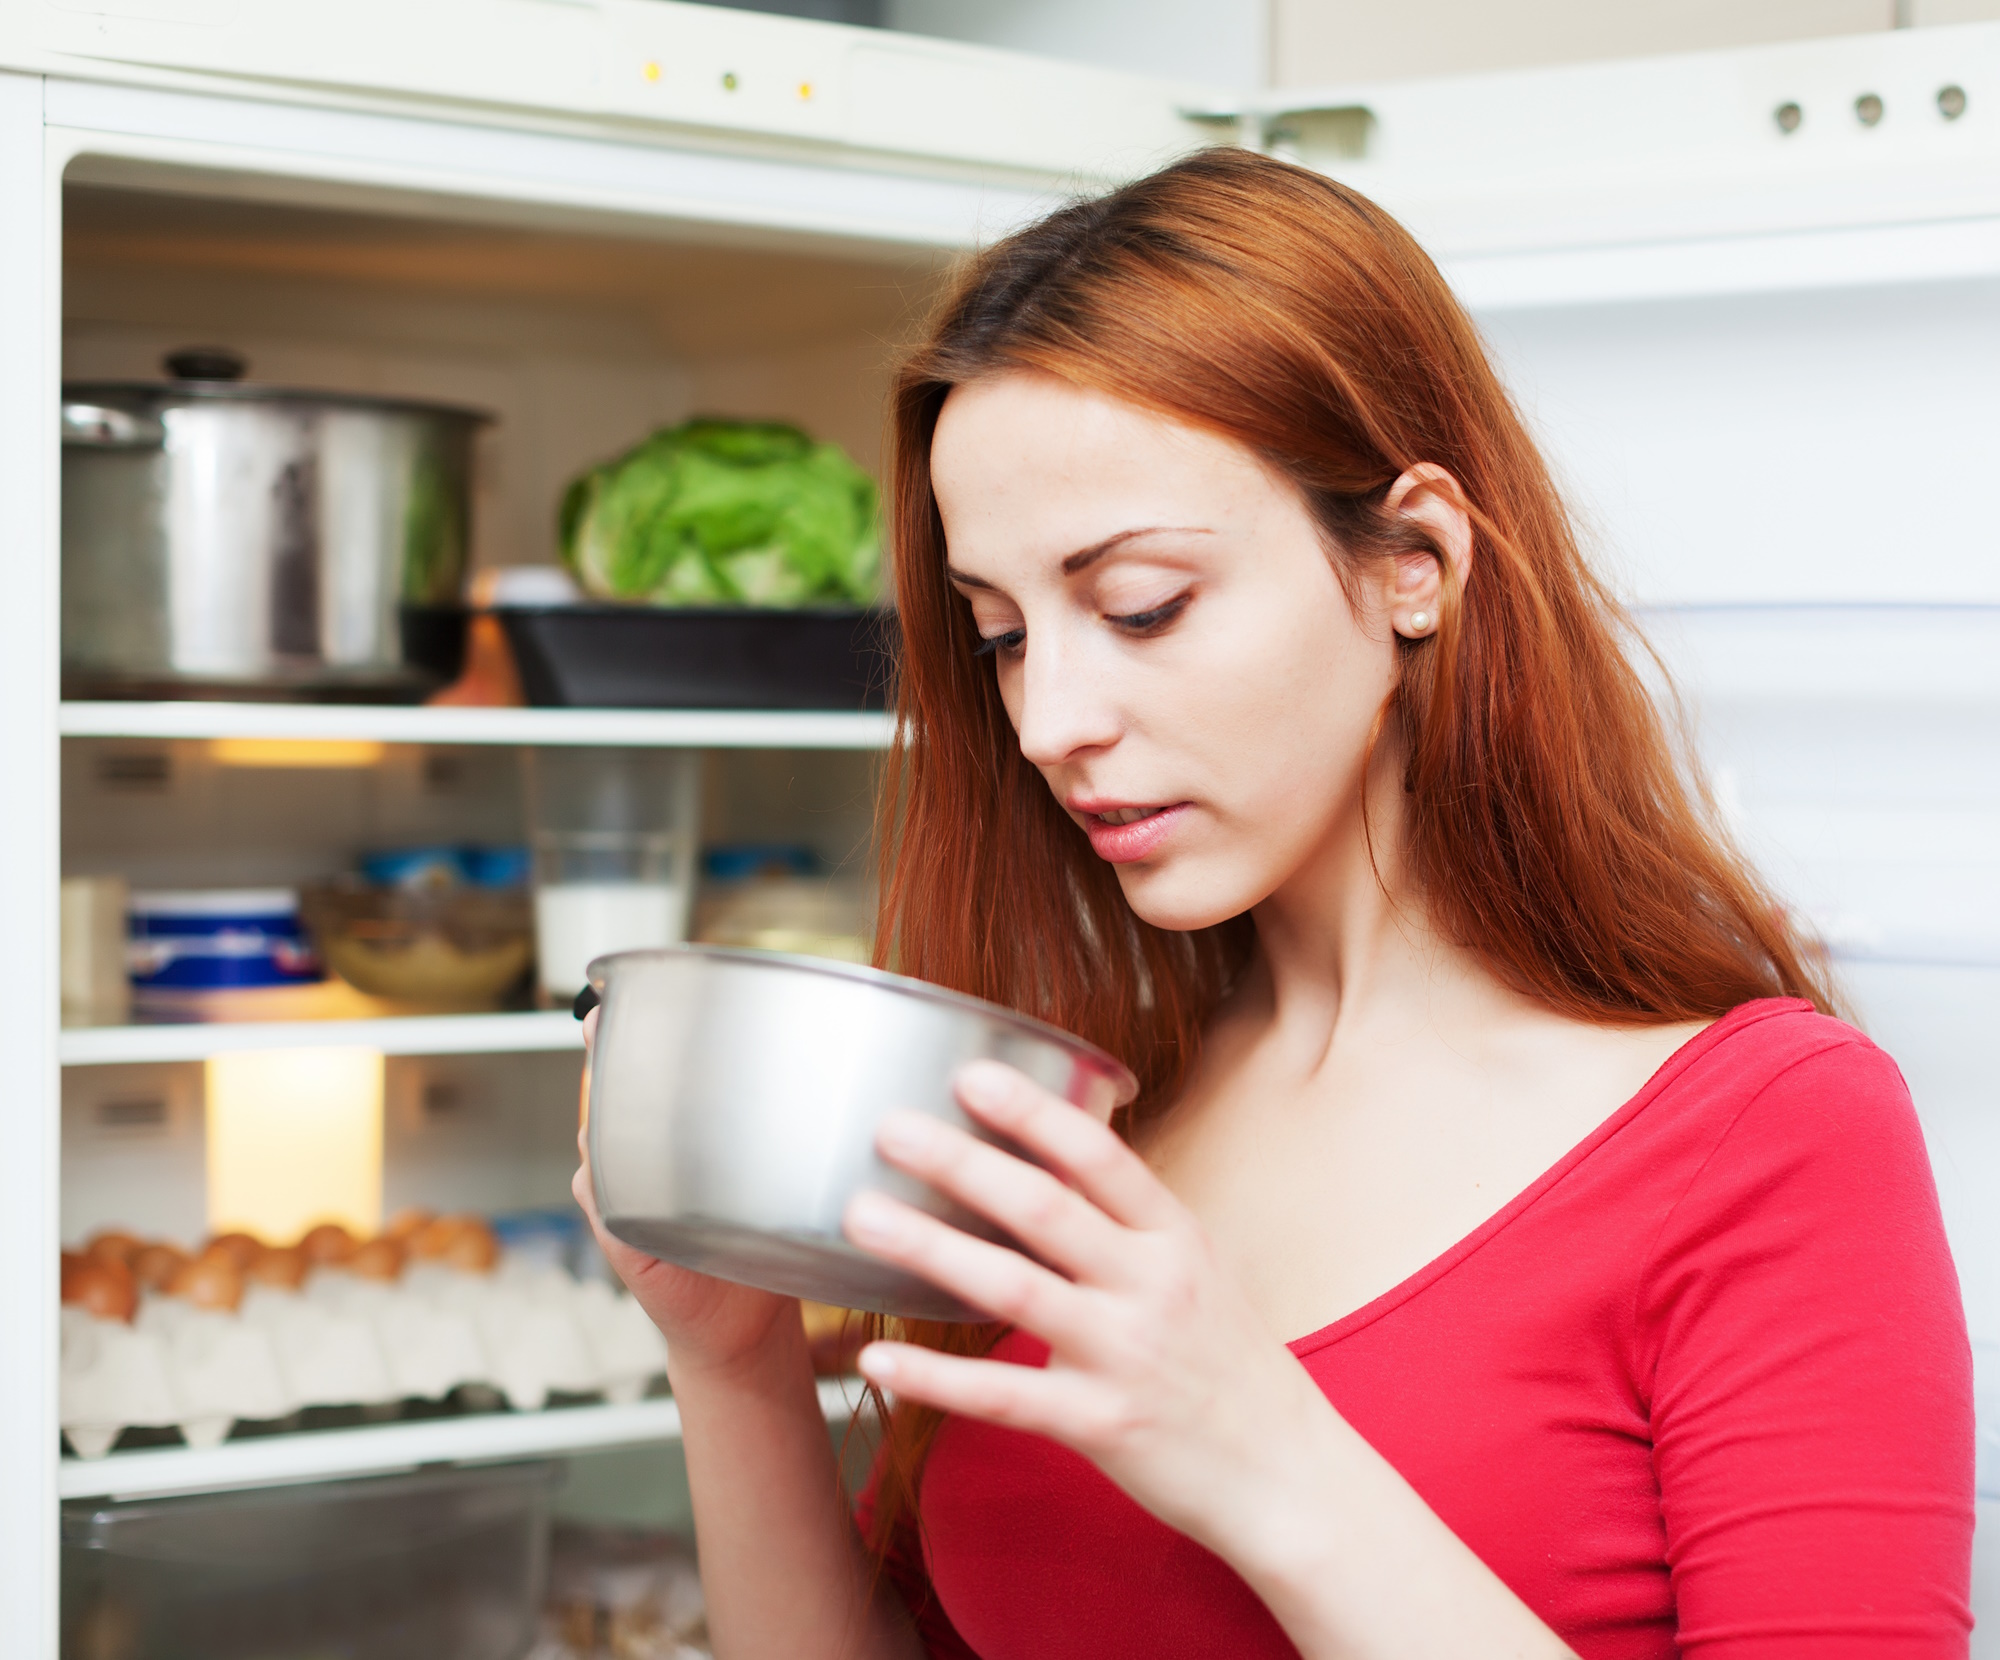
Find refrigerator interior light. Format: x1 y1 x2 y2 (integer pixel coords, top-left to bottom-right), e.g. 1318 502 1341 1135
205 1048 385 1241
210 738 387 769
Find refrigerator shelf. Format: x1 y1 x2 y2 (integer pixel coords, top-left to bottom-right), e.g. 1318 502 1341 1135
58 701 896 752
60 1009 582 1067
58 1376 865 1502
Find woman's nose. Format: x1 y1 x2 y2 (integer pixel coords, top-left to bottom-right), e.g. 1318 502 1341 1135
1012 638 1121 767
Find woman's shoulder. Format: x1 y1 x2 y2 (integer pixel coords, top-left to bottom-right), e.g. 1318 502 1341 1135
1642 995 1932 1237
1633 996 1962 1406
1666 995 1905 1120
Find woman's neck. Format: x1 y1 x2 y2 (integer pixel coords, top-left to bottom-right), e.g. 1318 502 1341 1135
1241 746 1522 1074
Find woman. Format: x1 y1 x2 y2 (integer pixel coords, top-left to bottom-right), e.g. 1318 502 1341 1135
575 149 1974 1657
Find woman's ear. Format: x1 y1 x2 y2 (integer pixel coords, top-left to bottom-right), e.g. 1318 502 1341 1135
1382 464 1472 640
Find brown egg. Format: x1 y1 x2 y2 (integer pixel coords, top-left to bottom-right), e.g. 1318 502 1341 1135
131 1241 190 1293
297 1222 358 1266
84 1230 143 1271
246 1245 308 1291
348 1237 406 1281
62 1253 138 1323
441 1218 498 1274
203 1230 263 1271
383 1207 434 1243
168 1252 243 1313
408 1215 467 1260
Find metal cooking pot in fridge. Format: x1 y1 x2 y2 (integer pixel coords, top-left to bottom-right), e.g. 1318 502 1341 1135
61 348 486 699
584 945 1138 1321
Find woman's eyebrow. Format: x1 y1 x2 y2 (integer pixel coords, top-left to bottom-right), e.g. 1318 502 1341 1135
1061 525 1208 576
946 526 1210 590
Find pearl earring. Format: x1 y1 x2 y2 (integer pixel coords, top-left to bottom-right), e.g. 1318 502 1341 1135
1409 610 1432 634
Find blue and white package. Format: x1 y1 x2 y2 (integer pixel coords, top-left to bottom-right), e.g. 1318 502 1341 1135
358 847 465 889
127 889 323 992
358 845 530 889
459 845 530 888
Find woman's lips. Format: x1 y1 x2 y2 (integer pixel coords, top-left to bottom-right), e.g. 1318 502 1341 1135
1075 802 1190 864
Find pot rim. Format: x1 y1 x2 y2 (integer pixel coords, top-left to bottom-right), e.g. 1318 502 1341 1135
61 379 492 424
588 942 1141 1108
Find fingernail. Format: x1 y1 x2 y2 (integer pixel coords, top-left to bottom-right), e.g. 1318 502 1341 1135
845 1191 901 1247
955 1060 1012 1110
875 1110 936 1158
859 1343 897 1382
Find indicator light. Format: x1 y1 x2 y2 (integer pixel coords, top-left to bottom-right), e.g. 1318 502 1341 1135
642 60 661 83
797 80 813 101
721 71 738 91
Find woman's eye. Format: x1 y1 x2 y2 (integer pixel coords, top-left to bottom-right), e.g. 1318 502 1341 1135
972 627 1026 658
1106 593 1191 636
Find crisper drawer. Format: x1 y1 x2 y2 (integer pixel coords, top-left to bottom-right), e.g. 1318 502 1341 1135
60 1459 559 1660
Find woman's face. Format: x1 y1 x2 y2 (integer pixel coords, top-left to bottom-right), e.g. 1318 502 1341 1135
931 371 1430 933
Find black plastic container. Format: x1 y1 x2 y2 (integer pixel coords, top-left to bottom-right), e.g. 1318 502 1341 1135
496 605 896 710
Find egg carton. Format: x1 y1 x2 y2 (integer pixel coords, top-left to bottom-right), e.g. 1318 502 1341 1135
60 1256 669 1459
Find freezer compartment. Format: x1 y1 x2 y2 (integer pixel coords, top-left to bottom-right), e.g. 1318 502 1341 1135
60 1459 559 1660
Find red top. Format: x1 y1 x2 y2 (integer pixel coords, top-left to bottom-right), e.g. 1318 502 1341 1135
866 1000 1975 1658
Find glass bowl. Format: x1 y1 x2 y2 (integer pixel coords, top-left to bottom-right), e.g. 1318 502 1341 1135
301 880 533 1010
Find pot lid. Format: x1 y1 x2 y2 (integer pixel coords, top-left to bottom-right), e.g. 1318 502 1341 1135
63 346 491 423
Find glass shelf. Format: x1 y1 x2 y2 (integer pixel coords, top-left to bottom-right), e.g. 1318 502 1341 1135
58 1377 865 1502
60 1010 581 1067
59 702 895 751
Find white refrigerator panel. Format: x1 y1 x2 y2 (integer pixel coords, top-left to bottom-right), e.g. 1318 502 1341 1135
1482 281 2000 608
1478 252 1998 1645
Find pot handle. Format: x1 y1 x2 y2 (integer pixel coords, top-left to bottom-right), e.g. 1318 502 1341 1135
61 402 165 449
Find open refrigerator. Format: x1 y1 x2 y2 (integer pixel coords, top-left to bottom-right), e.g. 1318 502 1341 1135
0 4 1994 1653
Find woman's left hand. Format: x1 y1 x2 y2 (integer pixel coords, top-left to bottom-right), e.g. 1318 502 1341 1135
843 1058 1345 1581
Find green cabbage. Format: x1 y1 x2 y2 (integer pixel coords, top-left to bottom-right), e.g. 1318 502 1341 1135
560 418 879 607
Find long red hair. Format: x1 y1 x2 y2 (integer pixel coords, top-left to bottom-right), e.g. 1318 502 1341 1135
859 146 1831 1570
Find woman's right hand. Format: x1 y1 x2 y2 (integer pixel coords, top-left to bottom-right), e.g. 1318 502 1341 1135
572 1007 800 1379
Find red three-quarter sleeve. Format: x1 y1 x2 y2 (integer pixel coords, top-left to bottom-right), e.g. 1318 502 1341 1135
1638 1040 1975 1656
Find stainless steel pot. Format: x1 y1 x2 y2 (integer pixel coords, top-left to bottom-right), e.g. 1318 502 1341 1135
584 946 1138 1321
61 348 485 699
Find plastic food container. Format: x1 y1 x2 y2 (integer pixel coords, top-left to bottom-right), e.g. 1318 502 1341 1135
127 889 322 995
60 1460 559 1660
693 859 871 964
61 875 131 1026
497 605 895 709
301 880 534 1008
543 1523 707 1659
